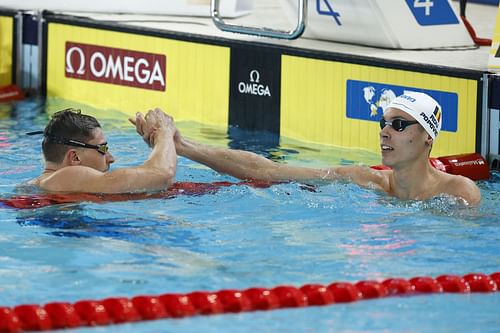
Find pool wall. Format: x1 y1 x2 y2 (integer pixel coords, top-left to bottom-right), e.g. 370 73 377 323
0 10 16 87
17 12 489 157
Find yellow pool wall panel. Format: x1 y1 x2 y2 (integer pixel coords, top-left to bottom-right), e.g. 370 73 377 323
0 15 14 86
46 23 230 127
44 19 481 157
280 55 478 157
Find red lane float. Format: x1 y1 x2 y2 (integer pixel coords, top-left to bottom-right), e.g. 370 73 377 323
0 180 272 210
371 153 490 181
0 85 23 103
1 272 498 333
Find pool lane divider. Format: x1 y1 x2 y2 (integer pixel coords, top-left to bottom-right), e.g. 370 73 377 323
0 180 274 209
1 272 499 332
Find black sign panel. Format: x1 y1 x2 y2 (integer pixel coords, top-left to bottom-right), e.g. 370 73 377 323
229 46 281 134
490 75 500 109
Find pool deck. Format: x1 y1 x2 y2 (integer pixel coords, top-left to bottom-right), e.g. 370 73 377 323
53 0 497 72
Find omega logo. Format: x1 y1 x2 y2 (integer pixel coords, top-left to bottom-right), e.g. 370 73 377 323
237 69 271 97
249 69 260 83
66 47 85 75
65 42 166 91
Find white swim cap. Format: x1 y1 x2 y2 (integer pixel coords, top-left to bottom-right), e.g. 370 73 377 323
384 91 442 139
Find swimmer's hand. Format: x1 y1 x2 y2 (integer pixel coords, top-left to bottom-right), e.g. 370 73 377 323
129 108 176 147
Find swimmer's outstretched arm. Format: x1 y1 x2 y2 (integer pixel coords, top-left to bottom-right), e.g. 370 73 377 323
176 135 320 181
174 132 387 189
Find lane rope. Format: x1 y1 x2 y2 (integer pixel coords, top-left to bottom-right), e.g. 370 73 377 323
0 272 498 332
0 180 272 209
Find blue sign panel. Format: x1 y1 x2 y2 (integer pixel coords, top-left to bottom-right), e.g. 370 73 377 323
405 0 459 26
346 80 458 132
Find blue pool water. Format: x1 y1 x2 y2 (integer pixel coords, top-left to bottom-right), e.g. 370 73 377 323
0 99 499 332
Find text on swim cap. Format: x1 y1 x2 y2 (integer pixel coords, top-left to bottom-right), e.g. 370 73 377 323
419 112 439 137
399 94 416 103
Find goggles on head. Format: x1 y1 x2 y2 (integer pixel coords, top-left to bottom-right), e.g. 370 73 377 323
379 118 419 132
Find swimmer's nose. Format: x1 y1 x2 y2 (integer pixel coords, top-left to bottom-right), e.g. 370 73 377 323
107 152 115 164
380 126 390 140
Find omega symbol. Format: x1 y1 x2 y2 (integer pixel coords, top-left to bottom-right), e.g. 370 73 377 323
66 46 85 75
249 69 260 83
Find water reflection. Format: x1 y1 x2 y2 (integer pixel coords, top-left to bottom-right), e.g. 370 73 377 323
16 204 201 249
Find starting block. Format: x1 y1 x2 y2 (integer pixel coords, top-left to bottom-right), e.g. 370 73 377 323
280 0 474 49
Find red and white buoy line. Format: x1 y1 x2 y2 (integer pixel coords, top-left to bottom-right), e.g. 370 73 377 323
1 272 499 332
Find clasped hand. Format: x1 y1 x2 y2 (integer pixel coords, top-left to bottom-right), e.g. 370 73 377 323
128 108 176 147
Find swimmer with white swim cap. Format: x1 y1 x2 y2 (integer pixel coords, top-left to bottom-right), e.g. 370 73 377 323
383 91 442 140
149 92 480 206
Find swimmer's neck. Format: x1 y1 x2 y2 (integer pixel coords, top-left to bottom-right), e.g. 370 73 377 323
43 167 57 174
389 159 438 200
43 161 62 172
27 162 61 186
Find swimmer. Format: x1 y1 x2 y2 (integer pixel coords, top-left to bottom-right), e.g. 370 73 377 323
27 108 177 193
139 92 481 206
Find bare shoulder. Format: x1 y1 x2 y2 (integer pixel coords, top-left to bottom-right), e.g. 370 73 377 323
335 165 391 192
442 173 481 206
39 166 103 192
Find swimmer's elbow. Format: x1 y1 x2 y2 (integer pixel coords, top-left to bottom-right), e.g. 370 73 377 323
463 179 481 207
148 166 176 189
465 190 481 207
162 167 176 189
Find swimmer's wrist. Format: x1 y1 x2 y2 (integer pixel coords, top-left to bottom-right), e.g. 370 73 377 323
174 138 188 155
146 128 170 148
153 127 174 138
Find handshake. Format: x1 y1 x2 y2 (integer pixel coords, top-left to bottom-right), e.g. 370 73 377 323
129 108 179 148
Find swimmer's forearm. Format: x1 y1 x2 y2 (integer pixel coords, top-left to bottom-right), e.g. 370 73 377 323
176 138 342 182
176 137 278 180
143 129 177 187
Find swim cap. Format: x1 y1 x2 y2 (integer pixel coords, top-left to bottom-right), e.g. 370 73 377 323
384 91 442 139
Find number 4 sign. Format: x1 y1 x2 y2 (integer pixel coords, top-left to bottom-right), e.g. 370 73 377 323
414 0 433 16
316 0 342 26
405 0 459 25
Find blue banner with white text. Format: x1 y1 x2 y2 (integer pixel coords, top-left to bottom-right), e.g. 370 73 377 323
346 80 458 132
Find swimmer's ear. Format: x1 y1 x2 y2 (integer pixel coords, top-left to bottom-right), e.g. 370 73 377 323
425 135 433 147
68 150 81 165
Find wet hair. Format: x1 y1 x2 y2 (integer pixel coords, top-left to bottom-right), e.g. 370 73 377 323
42 108 101 163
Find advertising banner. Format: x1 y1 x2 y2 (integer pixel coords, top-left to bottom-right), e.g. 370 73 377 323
47 23 230 126
280 55 479 156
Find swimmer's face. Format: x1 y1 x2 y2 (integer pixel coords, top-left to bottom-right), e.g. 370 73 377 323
75 128 115 172
379 107 429 168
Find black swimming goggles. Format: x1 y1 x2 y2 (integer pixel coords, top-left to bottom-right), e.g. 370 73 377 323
379 118 419 132
26 130 109 155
